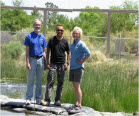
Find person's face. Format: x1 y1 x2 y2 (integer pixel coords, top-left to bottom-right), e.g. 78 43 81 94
33 20 41 32
56 26 64 37
72 30 80 41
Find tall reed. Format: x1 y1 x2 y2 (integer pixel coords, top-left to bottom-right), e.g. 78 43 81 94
62 61 138 113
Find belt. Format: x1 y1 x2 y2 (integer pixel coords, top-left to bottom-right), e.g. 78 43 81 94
30 56 43 59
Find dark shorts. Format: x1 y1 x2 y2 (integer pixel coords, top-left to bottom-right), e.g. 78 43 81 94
69 68 84 83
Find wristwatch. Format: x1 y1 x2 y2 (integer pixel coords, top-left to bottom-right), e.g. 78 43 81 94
66 62 69 65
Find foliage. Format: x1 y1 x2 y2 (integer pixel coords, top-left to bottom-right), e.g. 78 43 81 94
75 0 138 36
1 58 28 82
88 50 107 63
110 1 138 33
44 2 73 32
78 6 108 36
45 2 58 31
13 27 34 44
31 7 42 19
62 62 138 113
1 0 36 31
2 40 24 59
1 0 138 38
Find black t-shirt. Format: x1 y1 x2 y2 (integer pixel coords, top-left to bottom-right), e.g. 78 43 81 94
48 36 69 64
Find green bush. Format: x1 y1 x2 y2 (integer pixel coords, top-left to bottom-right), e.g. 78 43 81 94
2 40 24 59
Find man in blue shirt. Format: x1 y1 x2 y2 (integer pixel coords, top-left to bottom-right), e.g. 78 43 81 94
69 27 90 110
24 19 47 105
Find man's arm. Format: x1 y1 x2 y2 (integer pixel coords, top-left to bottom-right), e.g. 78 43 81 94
66 51 70 64
64 51 71 71
26 46 31 70
46 48 50 69
43 48 47 70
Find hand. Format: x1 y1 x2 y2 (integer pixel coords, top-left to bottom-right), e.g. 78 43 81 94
27 63 31 70
64 64 68 71
46 64 50 70
44 64 47 70
76 59 84 64
43 54 45 58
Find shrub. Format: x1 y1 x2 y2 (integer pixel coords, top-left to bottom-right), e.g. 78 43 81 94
2 40 24 59
87 50 107 63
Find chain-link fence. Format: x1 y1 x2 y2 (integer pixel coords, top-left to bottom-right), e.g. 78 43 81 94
1 31 138 63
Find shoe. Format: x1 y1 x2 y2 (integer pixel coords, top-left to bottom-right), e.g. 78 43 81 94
26 100 31 105
54 100 61 106
36 99 42 105
42 101 50 106
68 105 81 114
74 105 81 110
69 104 81 110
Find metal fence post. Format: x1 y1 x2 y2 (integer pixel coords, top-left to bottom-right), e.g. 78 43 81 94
106 12 111 58
22 28 23 40
119 33 121 59
43 10 47 37
70 31 72 46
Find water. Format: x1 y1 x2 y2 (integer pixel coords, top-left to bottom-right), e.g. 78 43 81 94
0 110 26 116
0 82 50 116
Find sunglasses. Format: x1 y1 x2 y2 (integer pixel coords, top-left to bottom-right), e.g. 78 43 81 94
57 29 64 32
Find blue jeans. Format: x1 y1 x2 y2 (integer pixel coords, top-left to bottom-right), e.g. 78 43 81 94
26 57 44 100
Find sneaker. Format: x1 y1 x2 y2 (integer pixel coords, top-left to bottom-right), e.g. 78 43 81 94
54 100 61 106
26 100 31 105
69 104 81 110
74 105 81 110
68 105 81 114
42 101 50 106
36 99 42 105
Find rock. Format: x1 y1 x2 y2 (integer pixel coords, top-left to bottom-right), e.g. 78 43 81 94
133 111 139 116
4 101 26 108
0 95 9 106
25 103 68 115
12 108 26 113
0 95 137 116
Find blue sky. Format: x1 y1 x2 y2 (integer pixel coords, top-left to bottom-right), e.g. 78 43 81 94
2 0 138 18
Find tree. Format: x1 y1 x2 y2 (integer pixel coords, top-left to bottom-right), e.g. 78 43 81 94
1 0 36 31
45 2 71 31
31 6 42 19
71 1 138 36
110 0 138 33
76 6 107 36
12 0 23 6
45 2 58 31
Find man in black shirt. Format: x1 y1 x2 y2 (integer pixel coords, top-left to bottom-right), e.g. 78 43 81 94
43 25 70 106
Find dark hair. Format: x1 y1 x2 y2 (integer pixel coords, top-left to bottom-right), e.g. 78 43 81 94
56 25 64 30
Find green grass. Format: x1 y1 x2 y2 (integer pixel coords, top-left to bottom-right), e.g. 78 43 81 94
1 58 28 83
1 57 138 113
1 57 49 84
1 40 138 113
62 62 138 113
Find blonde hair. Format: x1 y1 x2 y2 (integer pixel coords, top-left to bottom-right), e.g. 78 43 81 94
72 26 83 37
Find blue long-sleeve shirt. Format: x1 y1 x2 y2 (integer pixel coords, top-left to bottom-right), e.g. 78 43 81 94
70 38 90 70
